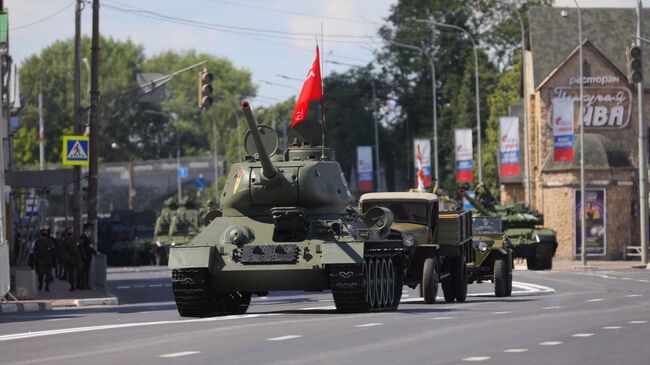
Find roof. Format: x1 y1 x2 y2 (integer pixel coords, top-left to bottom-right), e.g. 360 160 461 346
528 7 650 88
359 192 438 203
542 133 633 172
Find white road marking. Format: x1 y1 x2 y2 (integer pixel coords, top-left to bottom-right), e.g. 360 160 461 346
572 333 594 337
625 294 642 297
503 349 528 353
355 323 383 328
586 298 604 302
400 280 555 303
637 279 650 283
267 335 302 341
149 284 163 288
542 306 562 310
491 311 512 315
116 286 130 289
462 356 491 362
628 320 647 324
539 341 562 346
132 284 146 288
620 277 633 281
431 316 455 320
299 305 336 311
160 351 200 358
46 318 72 322
602 326 623 330
0 314 278 342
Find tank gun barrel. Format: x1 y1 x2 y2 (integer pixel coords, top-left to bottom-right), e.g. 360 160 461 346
241 101 276 179
459 189 491 216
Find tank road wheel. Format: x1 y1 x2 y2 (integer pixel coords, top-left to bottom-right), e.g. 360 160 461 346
421 257 439 304
536 243 555 270
329 253 402 313
494 258 509 297
505 255 513 297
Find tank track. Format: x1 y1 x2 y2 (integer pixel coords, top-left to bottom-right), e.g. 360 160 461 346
328 252 402 313
172 268 251 317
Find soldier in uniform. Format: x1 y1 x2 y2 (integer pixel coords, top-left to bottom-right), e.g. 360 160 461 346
476 183 497 210
62 226 82 291
33 228 55 291
78 223 97 290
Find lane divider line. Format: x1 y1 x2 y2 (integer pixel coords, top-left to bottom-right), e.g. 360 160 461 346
354 323 383 328
503 349 528 353
267 335 302 341
572 333 594 337
160 351 201 358
462 356 491 362
602 326 622 330
539 341 562 346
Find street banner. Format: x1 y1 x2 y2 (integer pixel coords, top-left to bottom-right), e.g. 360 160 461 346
356 146 374 191
454 128 473 183
552 98 575 162
499 116 520 177
413 138 431 188
575 189 606 256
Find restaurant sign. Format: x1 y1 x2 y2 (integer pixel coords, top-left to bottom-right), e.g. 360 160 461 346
552 86 632 129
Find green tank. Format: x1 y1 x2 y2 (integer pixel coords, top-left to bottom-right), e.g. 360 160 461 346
460 188 557 270
169 197 203 245
168 101 406 317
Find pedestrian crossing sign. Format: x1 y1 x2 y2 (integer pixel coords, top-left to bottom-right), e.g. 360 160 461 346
62 135 90 166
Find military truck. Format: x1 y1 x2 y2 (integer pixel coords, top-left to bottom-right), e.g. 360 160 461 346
359 192 472 304
460 189 557 270
468 216 513 297
168 101 473 317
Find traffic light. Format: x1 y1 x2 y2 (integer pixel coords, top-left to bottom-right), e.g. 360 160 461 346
199 68 214 109
628 44 643 84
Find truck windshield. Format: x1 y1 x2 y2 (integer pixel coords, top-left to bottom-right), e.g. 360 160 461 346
472 217 501 234
363 202 428 224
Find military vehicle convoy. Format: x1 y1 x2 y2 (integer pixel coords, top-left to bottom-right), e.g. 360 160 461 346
168 101 471 317
153 197 204 265
359 192 472 304
460 189 557 270
467 216 513 297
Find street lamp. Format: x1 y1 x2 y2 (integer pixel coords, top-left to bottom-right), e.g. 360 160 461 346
387 40 439 188
572 0 586 266
415 19 483 183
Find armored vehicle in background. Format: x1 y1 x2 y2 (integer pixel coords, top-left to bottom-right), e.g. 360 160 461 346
359 193 472 304
169 101 408 317
98 210 156 266
468 216 512 297
153 198 178 265
169 197 203 246
460 189 557 270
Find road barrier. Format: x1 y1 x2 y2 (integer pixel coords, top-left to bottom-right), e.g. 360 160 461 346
0 240 9 298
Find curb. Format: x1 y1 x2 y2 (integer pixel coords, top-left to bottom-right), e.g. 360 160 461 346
0 302 52 314
51 293 119 307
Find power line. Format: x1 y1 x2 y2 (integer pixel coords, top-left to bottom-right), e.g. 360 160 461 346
10 2 75 31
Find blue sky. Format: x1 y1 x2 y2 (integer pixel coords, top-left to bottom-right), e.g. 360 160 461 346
9 0 646 105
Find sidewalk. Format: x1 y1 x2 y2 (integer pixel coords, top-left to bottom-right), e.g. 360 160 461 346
1 276 118 314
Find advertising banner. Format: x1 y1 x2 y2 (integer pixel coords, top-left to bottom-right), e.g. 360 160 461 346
575 189 606 256
552 98 575 162
499 116 521 177
413 139 431 188
356 146 374 191
454 129 473 183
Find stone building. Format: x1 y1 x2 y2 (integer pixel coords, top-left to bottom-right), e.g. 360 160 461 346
500 7 650 259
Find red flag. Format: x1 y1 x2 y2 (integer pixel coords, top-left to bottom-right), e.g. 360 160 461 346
291 46 323 127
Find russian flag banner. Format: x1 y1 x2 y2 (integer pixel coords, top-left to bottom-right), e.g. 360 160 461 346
455 128 473 183
552 98 575 162
499 116 521 177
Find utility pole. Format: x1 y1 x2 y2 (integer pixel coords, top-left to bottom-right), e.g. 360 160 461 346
87 0 100 242
636 0 648 266
73 0 82 235
371 79 381 192
177 133 182 201
38 89 44 170
573 0 586 266
212 117 219 197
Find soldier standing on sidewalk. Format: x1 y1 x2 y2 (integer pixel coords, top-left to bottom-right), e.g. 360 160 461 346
62 226 82 291
33 228 55 291
78 222 96 290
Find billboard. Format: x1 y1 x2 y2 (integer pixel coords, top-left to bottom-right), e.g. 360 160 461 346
356 146 374 191
413 139 431 188
454 128 473 183
499 116 521 177
575 189 606 256
552 98 575 162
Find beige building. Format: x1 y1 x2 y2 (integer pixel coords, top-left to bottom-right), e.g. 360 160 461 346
500 7 649 259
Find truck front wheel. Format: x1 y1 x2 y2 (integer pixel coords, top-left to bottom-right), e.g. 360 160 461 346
442 256 468 303
421 257 439 304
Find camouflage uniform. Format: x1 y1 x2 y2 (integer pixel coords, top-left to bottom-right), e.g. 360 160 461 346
62 231 83 291
33 230 55 291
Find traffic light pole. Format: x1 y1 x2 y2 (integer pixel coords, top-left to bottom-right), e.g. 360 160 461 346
73 0 82 236
636 0 648 266
87 0 100 242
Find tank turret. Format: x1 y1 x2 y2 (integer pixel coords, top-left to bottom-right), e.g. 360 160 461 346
459 189 492 216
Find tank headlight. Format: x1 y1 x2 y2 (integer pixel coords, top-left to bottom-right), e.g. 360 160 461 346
403 234 415 247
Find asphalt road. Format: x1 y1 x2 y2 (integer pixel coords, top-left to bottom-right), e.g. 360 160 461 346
1 266 649 365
